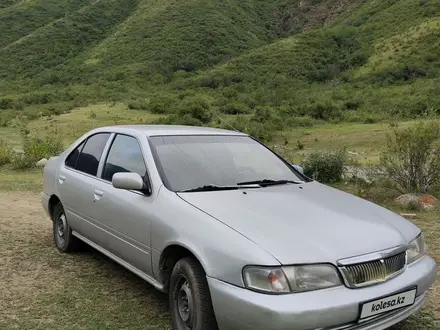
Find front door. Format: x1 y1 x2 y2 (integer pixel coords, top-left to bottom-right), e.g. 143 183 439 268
91 134 154 276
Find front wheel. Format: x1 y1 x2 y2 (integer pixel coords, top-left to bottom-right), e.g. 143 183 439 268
169 257 218 330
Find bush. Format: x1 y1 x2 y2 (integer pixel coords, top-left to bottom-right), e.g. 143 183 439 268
152 114 203 126
128 100 149 110
303 150 347 183
0 97 14 110
148 94 175 114
11 153 34 170
285 116 317 127
10 136 64 170
0 139 13 166
218 116 275 142
304 101 341 121
177 97 212 124
220 103 250 115
380 121 440 193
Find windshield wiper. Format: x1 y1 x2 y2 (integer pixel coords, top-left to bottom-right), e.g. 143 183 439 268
179 184 258 193
237 179 302 187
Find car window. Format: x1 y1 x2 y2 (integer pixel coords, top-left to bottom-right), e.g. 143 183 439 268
75 133 110 176
102 134 147 182
65 141 84 168
150 135 303 192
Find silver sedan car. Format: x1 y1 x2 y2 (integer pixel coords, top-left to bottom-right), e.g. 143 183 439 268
42 125 437 330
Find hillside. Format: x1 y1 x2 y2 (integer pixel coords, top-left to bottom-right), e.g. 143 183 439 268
0 0 440 140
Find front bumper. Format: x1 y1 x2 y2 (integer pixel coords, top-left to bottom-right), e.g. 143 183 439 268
208 255 437 330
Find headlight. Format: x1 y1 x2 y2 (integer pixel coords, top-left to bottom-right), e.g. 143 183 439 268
243 264 342 294
243 266 290 293
283 264 342 292
407 234 426 264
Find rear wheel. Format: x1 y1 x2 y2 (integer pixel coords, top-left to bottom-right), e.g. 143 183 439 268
169 257 218 330
52 202 79 253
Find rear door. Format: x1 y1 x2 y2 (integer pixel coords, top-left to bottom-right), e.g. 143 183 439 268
57 133 111 239
91 134 154 276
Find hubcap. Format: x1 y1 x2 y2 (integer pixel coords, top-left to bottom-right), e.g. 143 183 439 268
176 276 193 328
56 214 67 244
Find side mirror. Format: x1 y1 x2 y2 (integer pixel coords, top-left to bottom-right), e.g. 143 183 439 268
112 172 146 191
292 164 304 174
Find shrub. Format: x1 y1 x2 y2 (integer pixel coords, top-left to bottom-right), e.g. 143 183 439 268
148 94 175 114
22 136 64 166
11 153 34 170
218 116 275 142
0 139 13 166
304 101 341 121
220 103 250 115
373 64 427 84
152 114 203 126
128 99 149 110
177 97 212 124
302 150 347 183
285 116 316 127
380 121 440 193
0 98 14 110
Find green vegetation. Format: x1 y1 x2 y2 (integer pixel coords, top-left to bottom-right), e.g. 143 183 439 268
302 149 347 183
0 0 439 142
381 121 440 193
0 138 13 166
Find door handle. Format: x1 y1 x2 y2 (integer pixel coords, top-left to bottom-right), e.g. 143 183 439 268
93 189 104 202
58 175 66 184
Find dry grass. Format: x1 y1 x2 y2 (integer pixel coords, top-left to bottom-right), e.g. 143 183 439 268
0 191 171 329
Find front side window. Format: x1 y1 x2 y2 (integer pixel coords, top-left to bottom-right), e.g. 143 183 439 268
75 133 110 176
102 134 147 182
150 135 304 192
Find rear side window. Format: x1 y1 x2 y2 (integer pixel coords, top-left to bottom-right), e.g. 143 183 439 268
65 142 84 168
75 133 110 176
102 134 147 182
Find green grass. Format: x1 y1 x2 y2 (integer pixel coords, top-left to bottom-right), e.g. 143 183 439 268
0 103 163 147
0 167 43 191
273 120 418 164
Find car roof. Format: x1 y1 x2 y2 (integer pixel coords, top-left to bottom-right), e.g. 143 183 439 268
92 125 248 137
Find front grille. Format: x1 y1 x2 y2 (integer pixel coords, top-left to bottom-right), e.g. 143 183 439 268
340 252 406 288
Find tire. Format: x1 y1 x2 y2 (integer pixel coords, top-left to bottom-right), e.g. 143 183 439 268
52 202 80 253
169 257 218 330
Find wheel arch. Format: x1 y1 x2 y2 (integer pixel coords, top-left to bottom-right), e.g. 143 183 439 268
48 194 62 220
158 243 208 292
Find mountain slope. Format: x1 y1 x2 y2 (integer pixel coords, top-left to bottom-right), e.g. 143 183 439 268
0 0 439 131
0 0 90 47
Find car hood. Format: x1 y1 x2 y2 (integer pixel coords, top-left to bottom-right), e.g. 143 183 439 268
177 182 419 265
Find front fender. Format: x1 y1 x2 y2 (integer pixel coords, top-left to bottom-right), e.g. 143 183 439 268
151 188 279 287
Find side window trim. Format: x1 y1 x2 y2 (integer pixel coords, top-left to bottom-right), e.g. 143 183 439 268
96 133 116 178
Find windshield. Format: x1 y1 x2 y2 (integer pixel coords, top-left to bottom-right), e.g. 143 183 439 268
149 135 305 192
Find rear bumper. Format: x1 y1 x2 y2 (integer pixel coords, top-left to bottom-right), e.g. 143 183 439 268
41 192 50 217
208 255 437 330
